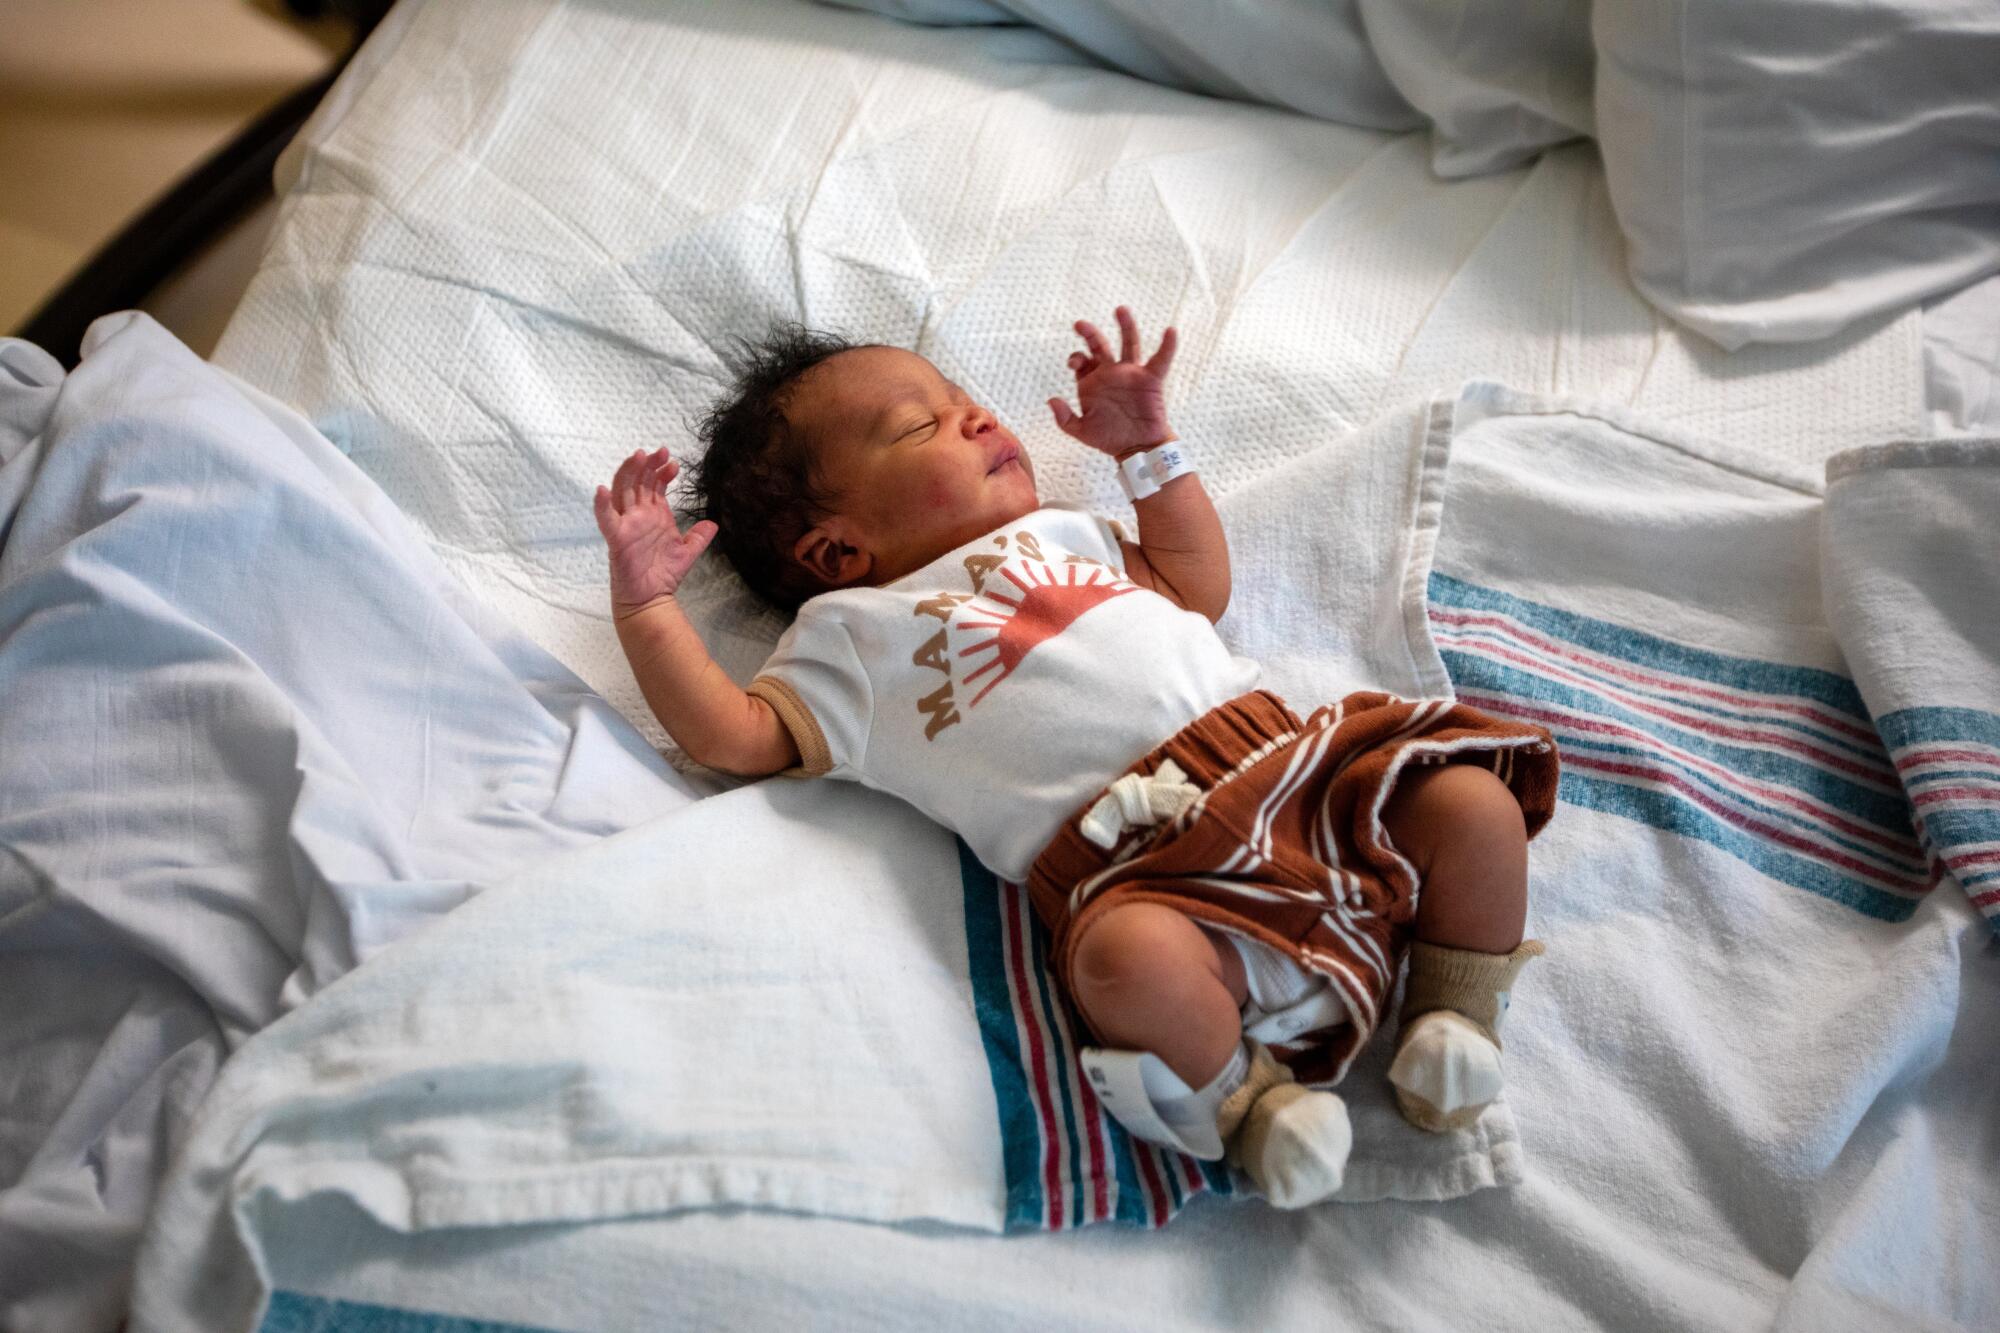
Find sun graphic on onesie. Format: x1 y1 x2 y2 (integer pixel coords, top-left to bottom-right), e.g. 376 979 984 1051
955 559 1137 707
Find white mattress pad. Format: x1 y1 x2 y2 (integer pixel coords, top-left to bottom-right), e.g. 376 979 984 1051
216 0 1936 755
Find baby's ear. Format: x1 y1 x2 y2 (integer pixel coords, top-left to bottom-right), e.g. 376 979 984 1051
793 520 870 588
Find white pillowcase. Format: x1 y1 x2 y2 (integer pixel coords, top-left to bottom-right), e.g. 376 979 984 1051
818 0 1012 22
1358 0 1593 179
825 0 1423 131
822 0 1596 172
1594 0 2000 348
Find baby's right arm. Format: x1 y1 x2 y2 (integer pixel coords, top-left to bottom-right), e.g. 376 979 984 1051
595 448 800 777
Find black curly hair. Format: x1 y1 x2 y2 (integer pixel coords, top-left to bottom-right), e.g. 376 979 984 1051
683 324 867 611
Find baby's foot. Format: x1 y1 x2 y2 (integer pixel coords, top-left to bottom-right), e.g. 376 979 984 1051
1232 1083 1352 1209
1215 1043 1350 1209
1388 1010 1503 1133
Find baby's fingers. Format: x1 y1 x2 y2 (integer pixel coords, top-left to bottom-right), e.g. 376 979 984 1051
1075 320 1114 366
1048 398 1082 437
682 520 719 564
593 485 617 539
640 453 675 505
1115 306 1140 362
613 448 647 511
1146 325 1178 379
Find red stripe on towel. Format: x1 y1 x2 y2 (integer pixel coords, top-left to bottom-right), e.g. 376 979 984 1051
1002 878 1066 1230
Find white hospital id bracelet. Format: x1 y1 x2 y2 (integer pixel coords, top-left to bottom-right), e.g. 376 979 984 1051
1117 440 1196 501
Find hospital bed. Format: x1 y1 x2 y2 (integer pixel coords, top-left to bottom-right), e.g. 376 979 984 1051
3 2 1997 1329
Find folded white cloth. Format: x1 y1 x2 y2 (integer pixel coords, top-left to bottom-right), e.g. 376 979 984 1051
131 780 1001 1330
1428 383 1997 1329
1824 436 2000 936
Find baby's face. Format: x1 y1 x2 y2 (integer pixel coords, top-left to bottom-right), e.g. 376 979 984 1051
788 346 1039 588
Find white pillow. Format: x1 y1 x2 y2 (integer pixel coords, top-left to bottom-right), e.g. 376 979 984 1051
825 1 1593 177
1358 0 1594 179
1594 0 2000 348
818 0 1012 22
825 0 1424 131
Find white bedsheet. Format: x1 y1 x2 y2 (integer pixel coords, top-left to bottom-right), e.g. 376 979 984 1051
213 0 1940 768
9 0 1995 1326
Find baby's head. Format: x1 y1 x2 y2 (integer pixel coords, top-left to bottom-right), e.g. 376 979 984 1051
688 326 1038 609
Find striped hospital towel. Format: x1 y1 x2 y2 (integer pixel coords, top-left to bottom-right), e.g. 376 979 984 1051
1825 437 2000 936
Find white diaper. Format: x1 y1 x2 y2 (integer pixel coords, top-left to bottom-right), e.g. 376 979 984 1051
1207 927 1350 1045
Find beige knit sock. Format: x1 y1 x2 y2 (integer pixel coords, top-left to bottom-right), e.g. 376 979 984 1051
1220 1042 1352 1209
1215 1040 1294 1144
1390 940 1544 1133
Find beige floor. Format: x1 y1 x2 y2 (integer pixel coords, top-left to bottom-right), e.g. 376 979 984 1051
0 0 338 354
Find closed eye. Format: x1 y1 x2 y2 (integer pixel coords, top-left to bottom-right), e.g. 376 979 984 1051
893 419 937 443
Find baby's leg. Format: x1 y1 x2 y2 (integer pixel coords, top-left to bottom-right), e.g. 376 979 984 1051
1378 761 1545 1132
1069 902 1246 1087
1381 761 1529 953
1070 903 1352 1207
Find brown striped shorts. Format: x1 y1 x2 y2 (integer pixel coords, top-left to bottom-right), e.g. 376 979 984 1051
1026 689 1558 1087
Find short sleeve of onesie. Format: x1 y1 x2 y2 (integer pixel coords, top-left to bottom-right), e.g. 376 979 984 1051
747 608 872 777
1090 514 1130 570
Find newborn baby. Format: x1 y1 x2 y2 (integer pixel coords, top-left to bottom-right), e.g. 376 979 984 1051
595 309 1558 1208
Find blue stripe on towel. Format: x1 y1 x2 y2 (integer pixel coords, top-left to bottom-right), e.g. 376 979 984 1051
1877 706 2000 750
1430 572 1871 714
1105 1109 1147 1225
1429 573 1928 921
260 1292 570 1333
1437 649 1914 833
1559 773 1918 922
957 838 1050 1229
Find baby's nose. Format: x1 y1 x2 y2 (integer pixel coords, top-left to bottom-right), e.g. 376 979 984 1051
964 407 995 436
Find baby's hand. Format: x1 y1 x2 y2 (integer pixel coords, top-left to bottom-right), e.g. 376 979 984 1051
593 447 717 615
1047 306 1179 457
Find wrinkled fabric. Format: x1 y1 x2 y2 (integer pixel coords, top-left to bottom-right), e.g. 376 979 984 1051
0 314 697 1331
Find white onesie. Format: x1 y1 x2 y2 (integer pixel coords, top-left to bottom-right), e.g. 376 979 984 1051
747 504 1260 883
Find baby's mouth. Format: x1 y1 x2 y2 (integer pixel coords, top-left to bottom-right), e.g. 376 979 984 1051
987 442 1021 475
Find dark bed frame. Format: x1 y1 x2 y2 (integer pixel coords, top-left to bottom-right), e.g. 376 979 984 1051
12 2 392 370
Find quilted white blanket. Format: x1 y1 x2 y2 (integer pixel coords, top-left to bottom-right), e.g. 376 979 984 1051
213 0 1933 775
5 318 1992 1332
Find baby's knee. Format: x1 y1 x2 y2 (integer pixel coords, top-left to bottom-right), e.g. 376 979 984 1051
1448 762 1527 834
1070 903 1207 1005
1383 762 1526 861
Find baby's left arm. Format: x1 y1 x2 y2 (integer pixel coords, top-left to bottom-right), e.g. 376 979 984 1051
1049 308 1230 624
